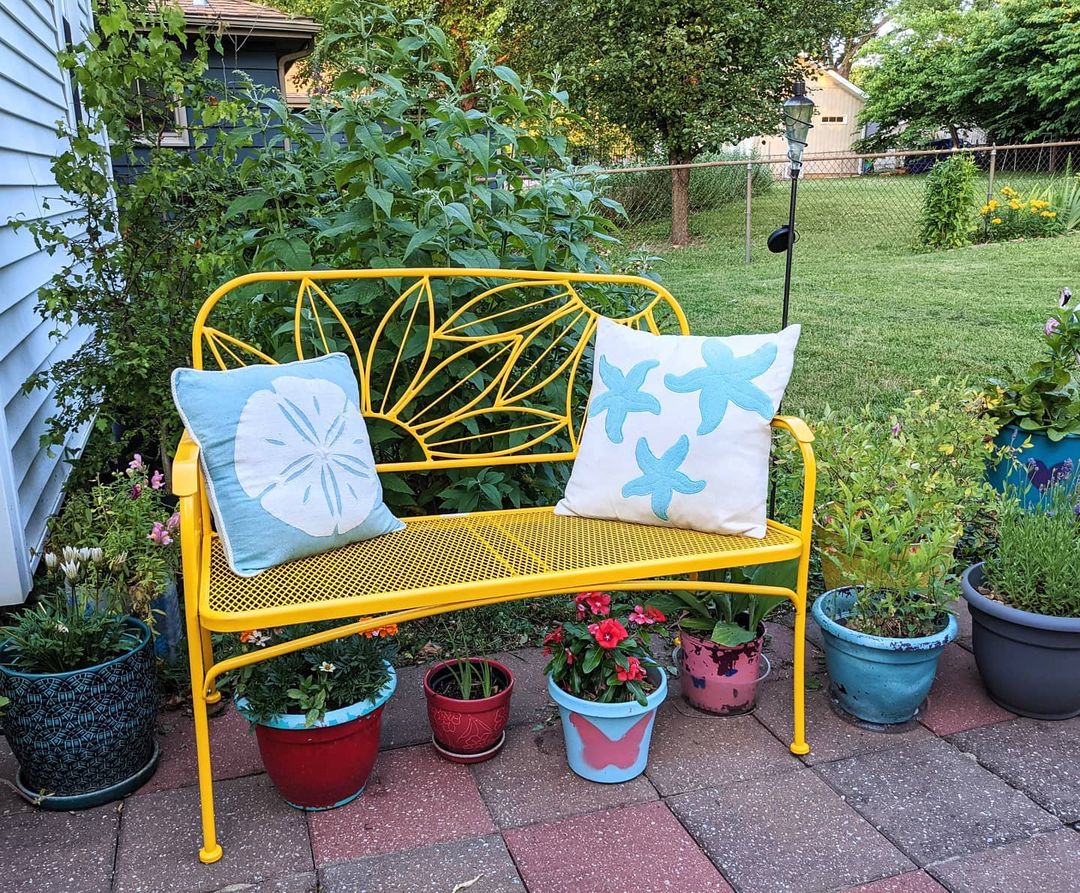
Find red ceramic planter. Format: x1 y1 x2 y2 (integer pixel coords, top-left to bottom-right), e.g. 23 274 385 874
424 659 513 762
679 627 766 715
236 666 396 810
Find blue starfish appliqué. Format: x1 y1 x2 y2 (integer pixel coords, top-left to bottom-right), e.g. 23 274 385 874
589 355 661 444
621 435 706 521
664 340 777 434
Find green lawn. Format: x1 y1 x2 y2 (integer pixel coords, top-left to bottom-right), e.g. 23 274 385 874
619 174 1078 417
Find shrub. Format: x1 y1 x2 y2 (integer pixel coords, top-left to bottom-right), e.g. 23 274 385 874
978 184 1065 242
810 382 1000 637
918 154 978 249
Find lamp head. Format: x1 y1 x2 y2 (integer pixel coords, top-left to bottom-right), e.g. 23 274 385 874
783 81 815 169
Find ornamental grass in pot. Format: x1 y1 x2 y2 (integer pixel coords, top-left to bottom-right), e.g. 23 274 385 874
424 656 514 763
543 592 668 783
961 477 1080 718
0 550 159 809
981 289 1080 506
809 385 997 724
226 620 398 810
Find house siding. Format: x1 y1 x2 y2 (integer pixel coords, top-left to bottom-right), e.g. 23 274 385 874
0 0 96 604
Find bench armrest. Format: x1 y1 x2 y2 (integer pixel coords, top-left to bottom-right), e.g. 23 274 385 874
771 415 814 444
173 431 201 497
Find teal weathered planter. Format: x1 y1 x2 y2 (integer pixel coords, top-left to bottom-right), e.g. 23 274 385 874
812 588 957 724
987 424 1080 508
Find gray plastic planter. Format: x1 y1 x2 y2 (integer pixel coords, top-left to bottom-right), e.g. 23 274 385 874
960 563 1080 719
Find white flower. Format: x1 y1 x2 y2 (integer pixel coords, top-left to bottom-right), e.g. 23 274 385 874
54 622 69 634
89 547 104 565
60 560 81 582
61 545 79 564
318 661 337 673
44 552 58 571
77 546 93 562
234 377 378 537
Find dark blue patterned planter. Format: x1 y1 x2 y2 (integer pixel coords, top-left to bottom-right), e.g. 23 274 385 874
0 617 159 809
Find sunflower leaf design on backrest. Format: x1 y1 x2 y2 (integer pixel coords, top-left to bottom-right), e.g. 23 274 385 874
195 272 685 469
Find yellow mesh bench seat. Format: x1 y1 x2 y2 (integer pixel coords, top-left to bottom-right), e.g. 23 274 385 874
174 268 816 864
202 507 803 632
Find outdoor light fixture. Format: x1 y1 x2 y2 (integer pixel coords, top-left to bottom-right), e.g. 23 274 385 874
768 81 814 516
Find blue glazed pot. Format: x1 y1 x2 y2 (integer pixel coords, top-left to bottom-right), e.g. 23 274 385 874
0 617 159 808
150 576 183 661
547 665 667 783
812 589 957 724
987 424 1080 508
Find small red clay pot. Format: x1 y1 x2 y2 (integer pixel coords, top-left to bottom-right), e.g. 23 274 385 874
680 626 765 715
423 659 513 762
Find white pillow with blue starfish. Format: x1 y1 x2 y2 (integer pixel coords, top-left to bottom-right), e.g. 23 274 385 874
555 318 800 537
172 354 404 576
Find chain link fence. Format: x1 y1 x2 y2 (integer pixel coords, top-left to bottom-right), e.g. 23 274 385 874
588 141 1080 259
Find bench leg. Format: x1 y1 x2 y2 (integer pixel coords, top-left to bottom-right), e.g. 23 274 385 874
200 627 221 704
187 619 223 864
789 597 811 756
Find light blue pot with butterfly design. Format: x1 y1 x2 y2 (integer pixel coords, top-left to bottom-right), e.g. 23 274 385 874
547 666 667 783
987 424 1080 509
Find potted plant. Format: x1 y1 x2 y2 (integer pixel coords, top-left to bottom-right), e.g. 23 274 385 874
226 620 398 810
543 591 668 783
982 289 1080 506
652 565 792 715
0 548 159 808
47 454 181 658
423 656 514 763
810 385 997 724
961 478 1080 718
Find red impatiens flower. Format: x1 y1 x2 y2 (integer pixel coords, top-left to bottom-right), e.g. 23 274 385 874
543 626 564 655
616 656 647 683
575 591 611 619
564 647 575 665
588 618 628 650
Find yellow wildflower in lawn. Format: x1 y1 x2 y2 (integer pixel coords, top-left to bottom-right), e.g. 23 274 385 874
1002 186 1018 198
988 199 999 210
980 204 990 215
938 444 955 456
991 217 1003 224
1009 200 1022 210
1042 210 1057 218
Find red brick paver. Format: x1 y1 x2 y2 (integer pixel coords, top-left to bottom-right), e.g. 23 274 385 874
918 645 1015 736
146 705 263 794
504 801 732 893
307 744 495 865
842 870 946 892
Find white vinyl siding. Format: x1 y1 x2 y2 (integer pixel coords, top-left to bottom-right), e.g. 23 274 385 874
0 0 97 604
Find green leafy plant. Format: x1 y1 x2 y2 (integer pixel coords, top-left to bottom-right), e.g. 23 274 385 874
46 455 179 620
0 551 136 674
978 183 1064 242
982 294 1080 440
222 621 398 726
543 592 667 705
981 479 1080 618
811 383 1000 638
432 658 504 700
649 563 794 646
918 154 979 249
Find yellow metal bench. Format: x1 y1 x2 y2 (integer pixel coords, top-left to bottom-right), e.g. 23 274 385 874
174 268 816 863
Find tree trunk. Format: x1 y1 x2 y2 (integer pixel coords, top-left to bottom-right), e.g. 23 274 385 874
948 125 961 148
670 151 691 247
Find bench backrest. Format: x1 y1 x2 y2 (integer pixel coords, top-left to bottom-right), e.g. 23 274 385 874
192 268 688 472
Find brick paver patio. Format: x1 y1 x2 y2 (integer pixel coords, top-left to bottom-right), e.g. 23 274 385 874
4 609 1079 893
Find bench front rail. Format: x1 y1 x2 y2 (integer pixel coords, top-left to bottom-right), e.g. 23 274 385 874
173 269 816 863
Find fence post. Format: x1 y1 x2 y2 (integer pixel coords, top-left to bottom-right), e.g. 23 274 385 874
744 160 753 265
987 146 997 204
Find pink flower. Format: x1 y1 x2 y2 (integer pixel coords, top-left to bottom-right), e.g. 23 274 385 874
166 512 180 531
628 605 654 625
150 470 165 490
129 483 142 500
129 453 143 470
891 422 901 436
1045 318 1060 337
148 522 173 546
574 591 611 619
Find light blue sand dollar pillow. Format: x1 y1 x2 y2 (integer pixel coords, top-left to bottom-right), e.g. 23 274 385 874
171 354 403 576
555 318 801 537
